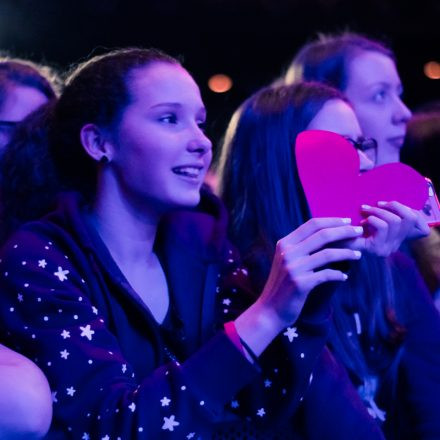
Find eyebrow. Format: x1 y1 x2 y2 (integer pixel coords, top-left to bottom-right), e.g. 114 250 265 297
150 102 207 116
150 102 182 109
368 81 403 90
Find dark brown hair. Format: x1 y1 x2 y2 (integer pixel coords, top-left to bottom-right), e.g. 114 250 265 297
50 47 179 198
285 32 394 91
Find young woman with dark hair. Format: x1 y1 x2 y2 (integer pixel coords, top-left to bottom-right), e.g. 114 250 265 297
219 81 440 440
285 32 412 166
285 32 439 313
0 48 385 438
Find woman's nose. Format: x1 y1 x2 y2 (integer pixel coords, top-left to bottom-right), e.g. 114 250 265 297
393 97 412 125
187 130 212 155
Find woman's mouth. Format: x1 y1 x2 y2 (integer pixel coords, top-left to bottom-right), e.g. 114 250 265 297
172 166 203 179
387 136 405 148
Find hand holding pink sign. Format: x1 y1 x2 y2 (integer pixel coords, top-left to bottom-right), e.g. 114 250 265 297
295 130 429 226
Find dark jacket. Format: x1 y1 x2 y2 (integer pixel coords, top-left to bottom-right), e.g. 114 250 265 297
0 191 384 439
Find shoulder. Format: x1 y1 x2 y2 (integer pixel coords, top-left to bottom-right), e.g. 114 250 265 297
0 344 52 438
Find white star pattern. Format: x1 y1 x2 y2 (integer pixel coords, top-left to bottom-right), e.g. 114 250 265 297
187 433 195 439
54 266 69 281
17 293 23 302
264 379 272 388
222 298 231 306
61 330 70 339
92 306 98 315
102 436 109 440
38 259 47 268
257 408 266 417
66 386 76 396
122 364 127 373
82 434 90 440
128 402 136 412
160 396 171 406
231 400 239 408
52 391 58 403
80 324 95 341
162 415 180 432
60 349 70 359
283 326 299 342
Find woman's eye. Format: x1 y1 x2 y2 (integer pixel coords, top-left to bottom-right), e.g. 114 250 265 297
160 114 177 124
373 90 387 103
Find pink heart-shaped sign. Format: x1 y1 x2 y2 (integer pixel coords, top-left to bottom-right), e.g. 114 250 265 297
295 130 428 225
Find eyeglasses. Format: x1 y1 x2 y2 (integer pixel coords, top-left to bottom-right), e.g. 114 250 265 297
345 136 378 152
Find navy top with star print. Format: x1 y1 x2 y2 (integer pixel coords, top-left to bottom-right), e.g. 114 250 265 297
0 190 384 439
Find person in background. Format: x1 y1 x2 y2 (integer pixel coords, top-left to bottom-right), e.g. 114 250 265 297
284 32 412 166
0 344 52 439
0 56 60 150
219 80 440 439
401 105 440 308
0 56 60 438
0 47 385 439
284 32 439 312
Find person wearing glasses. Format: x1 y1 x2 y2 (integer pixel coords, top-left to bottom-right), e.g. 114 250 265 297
285 33 440 322
0 57 60 438
284 32 411 167
219 81 440 440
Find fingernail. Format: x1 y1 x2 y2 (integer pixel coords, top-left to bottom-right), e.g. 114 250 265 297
377 201 387 206
353 251 362 259
342 218 352 224
354 226 364 233
361 204 371 210
342 273 348 281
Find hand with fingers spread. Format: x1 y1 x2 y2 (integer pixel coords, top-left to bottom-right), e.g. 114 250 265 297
235 217 364 357
350 201 430 257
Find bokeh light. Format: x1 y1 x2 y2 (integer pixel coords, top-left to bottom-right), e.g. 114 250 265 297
424 61 440 80
208 74 233 93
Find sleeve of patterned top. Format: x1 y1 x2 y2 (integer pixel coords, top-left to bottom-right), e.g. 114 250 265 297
390 252 440 440
0 227 259 439
216 245 335 431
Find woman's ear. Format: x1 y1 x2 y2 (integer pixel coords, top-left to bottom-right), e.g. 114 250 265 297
80 124 113 163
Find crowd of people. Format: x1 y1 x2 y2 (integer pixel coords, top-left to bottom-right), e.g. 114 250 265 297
0 32 438 439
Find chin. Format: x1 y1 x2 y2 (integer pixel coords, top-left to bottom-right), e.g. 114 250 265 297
172 191 201 209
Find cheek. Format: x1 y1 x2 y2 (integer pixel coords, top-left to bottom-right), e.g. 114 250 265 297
354 107 385 138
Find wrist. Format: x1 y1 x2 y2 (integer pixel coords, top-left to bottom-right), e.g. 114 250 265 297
234 300 288 357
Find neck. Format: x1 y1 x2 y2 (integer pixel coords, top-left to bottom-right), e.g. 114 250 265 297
89 178 162 267
377 147 400 165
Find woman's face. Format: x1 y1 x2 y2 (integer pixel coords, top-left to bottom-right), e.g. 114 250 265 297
306 98 374 172
344 51 412 166
0 85 48 149
106 62 212 214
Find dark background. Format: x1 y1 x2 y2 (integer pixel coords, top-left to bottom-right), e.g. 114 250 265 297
1 0 438 159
